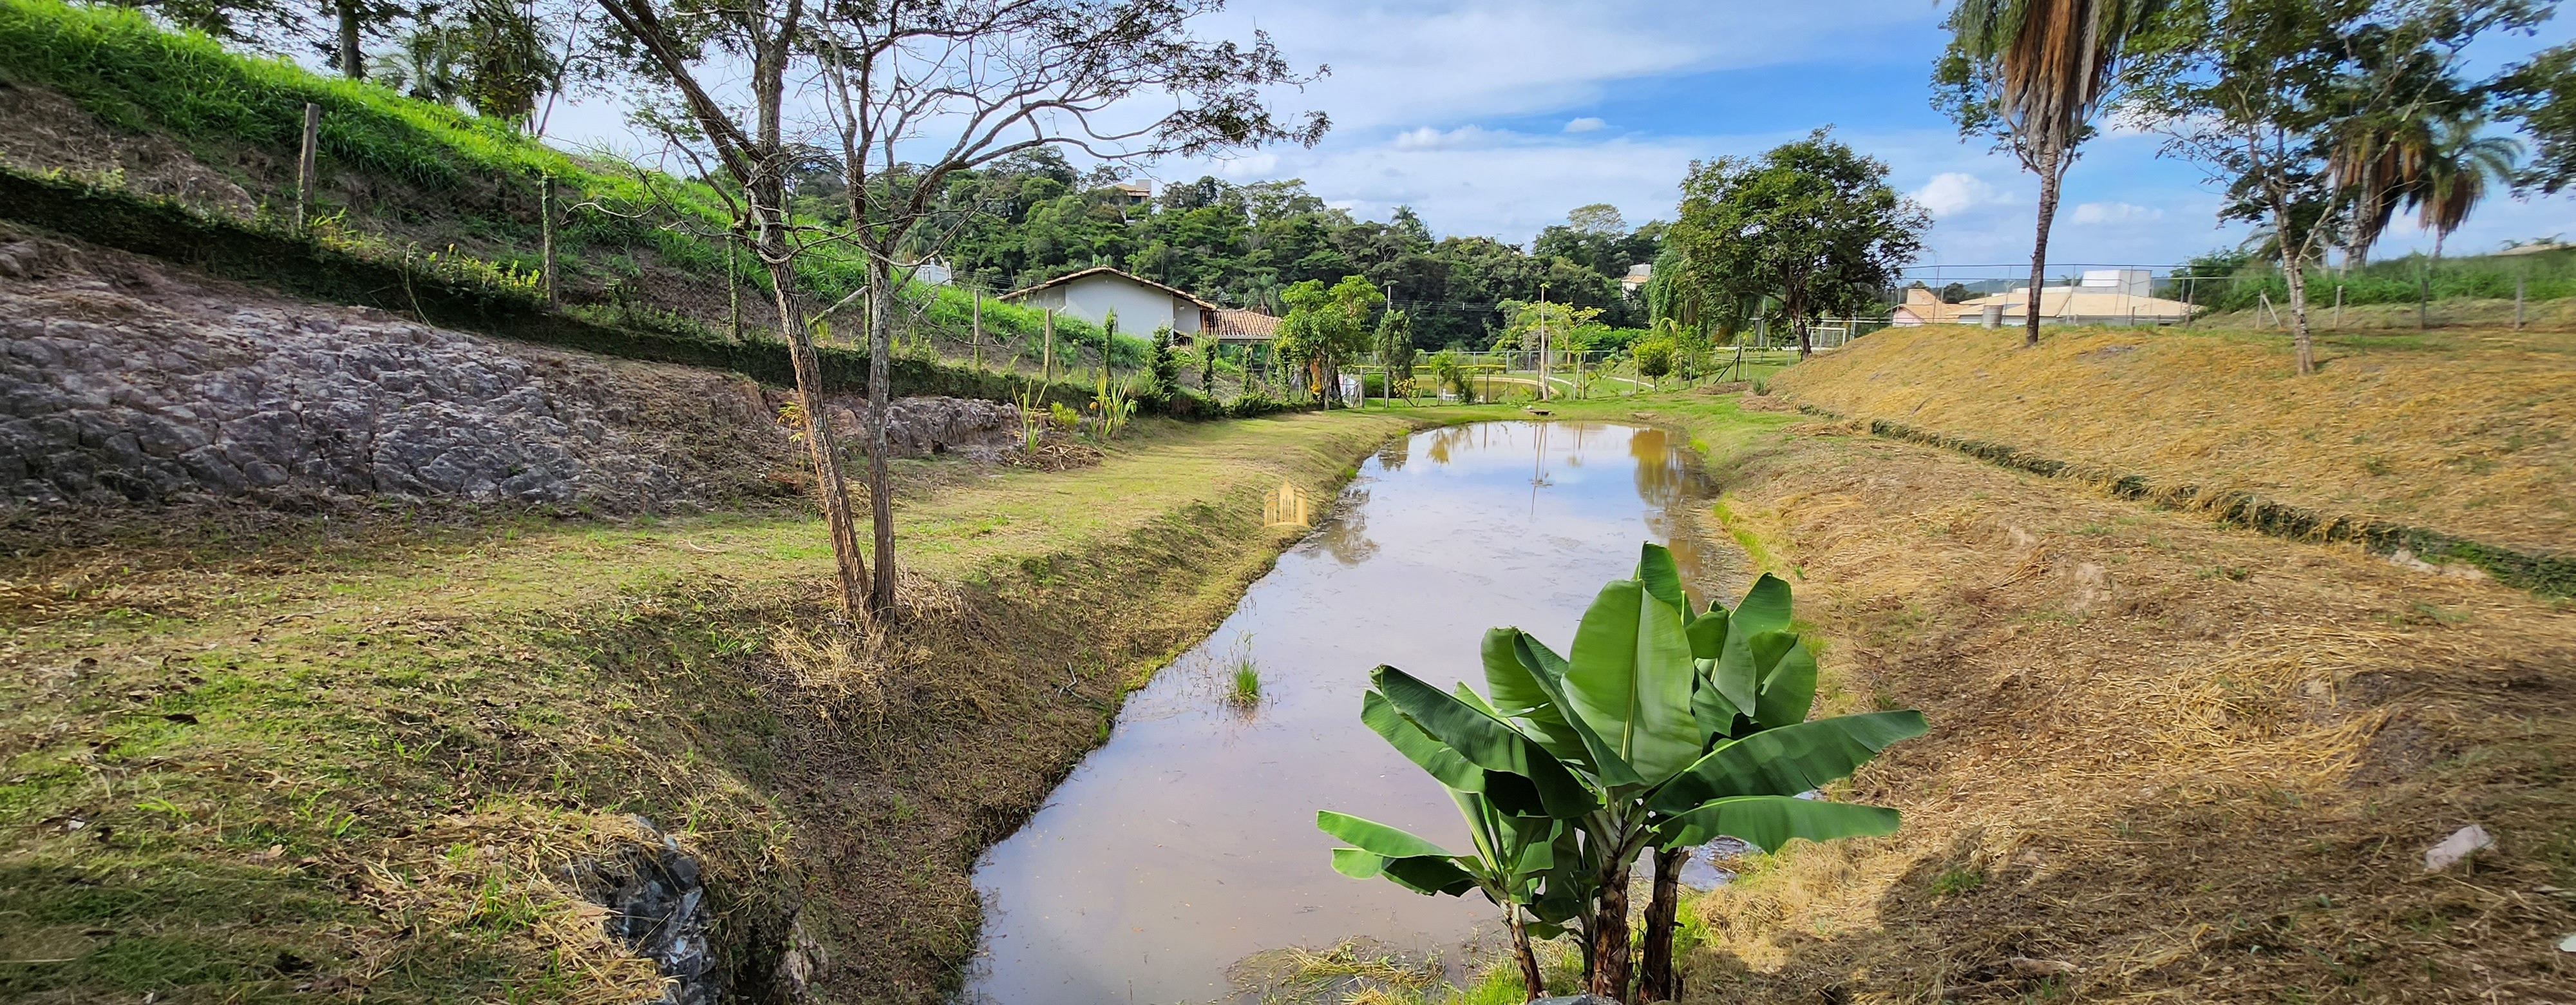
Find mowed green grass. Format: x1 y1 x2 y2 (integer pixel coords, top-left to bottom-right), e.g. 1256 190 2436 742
0 411 1410 1002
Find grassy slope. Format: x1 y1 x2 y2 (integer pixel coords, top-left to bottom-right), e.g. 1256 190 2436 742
0 0 1129 365
0 411 1410 1003
1774 323 2576 558
1537 378 2576 1002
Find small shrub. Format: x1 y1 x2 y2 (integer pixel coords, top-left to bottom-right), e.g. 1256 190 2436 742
1930 866 1985 897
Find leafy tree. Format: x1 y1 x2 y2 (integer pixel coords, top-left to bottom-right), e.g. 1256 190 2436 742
453 0 558 125
1939 281 1974 303
595 0 876 617
2500 41 2576 193
1374 307 1414 394
370 20 467 103
2123 0 2544 374
1666 129 1928 357
1276 276 1381 406
1632 336 1675 387
1935 0 2166 347
791 0 1324 618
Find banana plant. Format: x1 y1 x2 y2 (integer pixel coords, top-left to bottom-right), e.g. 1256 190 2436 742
1481 544 1926 1001
1322 544 1924 1004
1318 671 1596 999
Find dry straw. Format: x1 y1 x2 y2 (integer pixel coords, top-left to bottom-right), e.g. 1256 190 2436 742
1774 323 2576 557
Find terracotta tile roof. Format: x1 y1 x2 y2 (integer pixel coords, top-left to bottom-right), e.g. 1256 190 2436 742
1212 308 1280 341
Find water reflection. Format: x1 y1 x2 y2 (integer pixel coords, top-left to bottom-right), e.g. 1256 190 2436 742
961 423 1738 1005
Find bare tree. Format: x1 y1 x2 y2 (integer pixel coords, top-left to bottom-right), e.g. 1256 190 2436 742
594 0 876 617
807 0 1326 618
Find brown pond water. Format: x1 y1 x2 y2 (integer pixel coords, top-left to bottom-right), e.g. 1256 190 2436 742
961 421 1743 1004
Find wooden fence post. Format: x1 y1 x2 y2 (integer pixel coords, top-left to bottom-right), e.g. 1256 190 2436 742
539 174 557 306
727 235 742 342
293 102 320 235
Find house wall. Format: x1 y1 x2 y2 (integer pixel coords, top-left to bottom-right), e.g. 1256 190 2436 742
1056 274 1197 335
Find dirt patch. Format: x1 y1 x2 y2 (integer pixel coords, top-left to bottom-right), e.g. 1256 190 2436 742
1678 428 2576 1003
0 79 258 217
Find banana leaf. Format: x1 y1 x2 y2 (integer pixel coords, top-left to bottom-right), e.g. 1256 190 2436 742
1373 666 1597 818
1647 711 1929 815
1655 795 1901 850
1564 577 1702 781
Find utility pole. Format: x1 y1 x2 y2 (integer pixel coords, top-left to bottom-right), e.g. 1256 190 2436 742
1537 283 1549 402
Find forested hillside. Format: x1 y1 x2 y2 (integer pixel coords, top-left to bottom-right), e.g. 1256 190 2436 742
848 157 1664 346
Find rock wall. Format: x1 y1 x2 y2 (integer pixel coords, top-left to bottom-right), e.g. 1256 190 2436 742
0 231 1028 517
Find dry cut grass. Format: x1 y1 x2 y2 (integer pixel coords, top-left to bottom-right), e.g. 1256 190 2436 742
1773 323 2576 557
1674 424 2576 1003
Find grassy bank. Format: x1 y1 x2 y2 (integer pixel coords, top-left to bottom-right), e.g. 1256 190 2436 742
1666 410 2576 1003
1773 323 2575 564
0 0 1144 370
0 410 1410 1002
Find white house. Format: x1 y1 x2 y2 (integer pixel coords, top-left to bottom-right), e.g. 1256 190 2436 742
998 266 1218 336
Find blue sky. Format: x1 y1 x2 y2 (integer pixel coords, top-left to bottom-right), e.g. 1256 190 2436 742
546 0 2576 273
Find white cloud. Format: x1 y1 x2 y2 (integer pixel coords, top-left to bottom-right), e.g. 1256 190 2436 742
1912 172 2007 216
2070 201 2164 225
1392 124 1510 151
1564 117 1606 133
1214 152 1279 178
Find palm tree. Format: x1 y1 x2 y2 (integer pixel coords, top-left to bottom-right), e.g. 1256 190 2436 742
2415 117 2523 258
1940 0 2167 348
2327 115 2432 267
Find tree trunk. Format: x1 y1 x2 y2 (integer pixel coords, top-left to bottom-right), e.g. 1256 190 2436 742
1590 853 1633 1001
2275 204 2315 376
1507 910 1546 1002
866 254 898 618
1637 845 1689 1001
335 0 363 78
2027 139 2062 349
761 240 870 617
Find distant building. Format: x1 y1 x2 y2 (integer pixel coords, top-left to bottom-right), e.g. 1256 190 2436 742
998 266 1217 335
1621 262 1653 294
1891 286 1975 326
1897 269 2195 327
1112 182 1153 206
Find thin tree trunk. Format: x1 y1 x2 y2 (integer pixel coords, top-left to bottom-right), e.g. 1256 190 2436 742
1506 910 1546 1002
1637 845 1689 1001
762 240 870 617
1590 852 1633 1001
2275 203 2315 376
866 254 898 617
335 0 363 78
2027 139 2063 348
